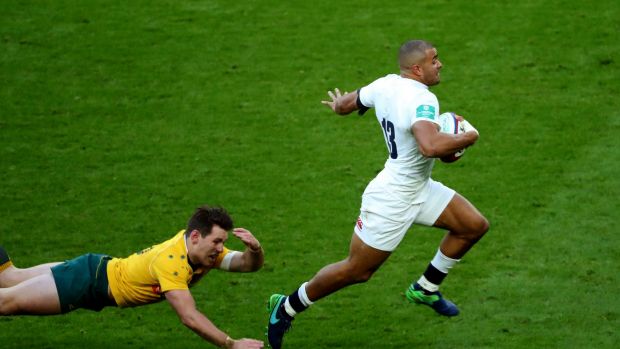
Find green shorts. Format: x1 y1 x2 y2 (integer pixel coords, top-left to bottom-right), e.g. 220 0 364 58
51 253 117 313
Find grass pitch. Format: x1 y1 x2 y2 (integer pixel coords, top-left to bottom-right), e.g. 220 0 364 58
1 0 619 348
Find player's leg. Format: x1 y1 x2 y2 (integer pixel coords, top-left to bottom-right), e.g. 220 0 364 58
305 232 391 301
0 270 62 315
434 193 489 259
0 246 61 288
406 185 489 316
267 233 391 349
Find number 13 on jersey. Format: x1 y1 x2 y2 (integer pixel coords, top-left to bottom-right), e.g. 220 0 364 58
381 118 398 159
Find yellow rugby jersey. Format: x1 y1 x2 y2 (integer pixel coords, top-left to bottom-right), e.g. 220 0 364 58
107 230 230 308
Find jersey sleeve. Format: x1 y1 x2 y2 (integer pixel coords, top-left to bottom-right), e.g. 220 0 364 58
357 78 383 115
151 252 191 293
410 92 441 127
215 246 239 270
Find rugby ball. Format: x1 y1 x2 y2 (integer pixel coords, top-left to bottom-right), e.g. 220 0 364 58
438 112 466 163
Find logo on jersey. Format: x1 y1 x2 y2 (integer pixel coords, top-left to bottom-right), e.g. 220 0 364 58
151 284 162 295
356 217 363 231
416 105 436 120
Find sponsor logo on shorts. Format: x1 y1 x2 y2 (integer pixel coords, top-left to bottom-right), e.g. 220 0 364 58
356 216 363 230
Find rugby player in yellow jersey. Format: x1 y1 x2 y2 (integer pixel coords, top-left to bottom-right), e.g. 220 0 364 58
0 205 264 349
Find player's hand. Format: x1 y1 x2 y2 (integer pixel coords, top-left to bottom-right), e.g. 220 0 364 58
460 119 479 136
232 228 261 252
229 338 264 348
321 88 348 112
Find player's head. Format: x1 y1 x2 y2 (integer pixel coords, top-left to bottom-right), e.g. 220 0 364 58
186 205 233 267
185 205 233 237
399 40 442 86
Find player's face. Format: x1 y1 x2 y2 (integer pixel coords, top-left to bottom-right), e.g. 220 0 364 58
193 225 228 268
419 48 442 86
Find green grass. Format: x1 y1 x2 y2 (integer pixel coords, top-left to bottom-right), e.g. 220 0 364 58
1 0 619 348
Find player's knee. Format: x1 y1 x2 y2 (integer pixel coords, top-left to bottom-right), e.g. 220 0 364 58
352 270 375 283
469 215 489 240
346 265 377 284
337 263 375 285
476 216 490 236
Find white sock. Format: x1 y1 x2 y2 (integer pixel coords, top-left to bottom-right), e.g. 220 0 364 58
283 282 314 317
284 298 297 317
430 249 460 273
298 282 314 306
416 275 439 292
415 250 461 292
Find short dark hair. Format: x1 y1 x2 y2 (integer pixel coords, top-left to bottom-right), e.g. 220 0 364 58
398 39 435 69
185 205 233 237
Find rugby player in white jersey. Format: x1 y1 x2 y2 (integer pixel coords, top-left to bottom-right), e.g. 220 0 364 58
267 39 489 349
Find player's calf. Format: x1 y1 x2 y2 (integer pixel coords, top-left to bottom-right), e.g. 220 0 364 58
0 289 19 315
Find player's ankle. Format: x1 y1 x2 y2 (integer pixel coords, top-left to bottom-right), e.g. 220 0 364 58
0 246 12 273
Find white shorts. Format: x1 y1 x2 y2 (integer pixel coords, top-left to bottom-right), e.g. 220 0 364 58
354 179 455 252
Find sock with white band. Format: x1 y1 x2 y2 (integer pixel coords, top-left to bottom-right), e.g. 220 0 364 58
431 249 460 273
415 249 460 293
284 282 313 318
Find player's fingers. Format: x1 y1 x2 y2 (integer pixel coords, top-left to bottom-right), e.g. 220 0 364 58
335 87 341 97
240 338 264 347
232 229 252 239
461 120 479 135
327 90 336 100
233 230 258 244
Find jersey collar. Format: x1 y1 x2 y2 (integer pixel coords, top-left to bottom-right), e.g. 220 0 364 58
183 233 198 271
408 78 429 90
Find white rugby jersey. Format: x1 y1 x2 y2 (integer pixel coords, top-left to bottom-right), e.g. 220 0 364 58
358 74 442 203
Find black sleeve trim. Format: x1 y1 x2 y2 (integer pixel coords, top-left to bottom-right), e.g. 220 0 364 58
356 88 370 116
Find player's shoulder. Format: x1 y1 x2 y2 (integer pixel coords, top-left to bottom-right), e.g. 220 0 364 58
152 232 189 265
375 73 401 86
411 85 438 105
364 73 398 88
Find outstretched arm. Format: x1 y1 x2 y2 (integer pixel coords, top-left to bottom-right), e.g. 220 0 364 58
321 88 360 115
166 289 264 348
227 228 264 272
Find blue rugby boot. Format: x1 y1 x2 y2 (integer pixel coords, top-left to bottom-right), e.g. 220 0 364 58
405 283 460 317
266 294 293 349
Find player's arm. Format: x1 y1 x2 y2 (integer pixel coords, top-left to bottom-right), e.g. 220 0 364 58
226 228 264 273
165 289 264 348
412 120 479 158
321 88 361 115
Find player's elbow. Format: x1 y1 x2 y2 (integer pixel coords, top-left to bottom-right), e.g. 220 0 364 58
249 259 263 272
241 255 264 273
417 143 439 158
179 311 200 330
